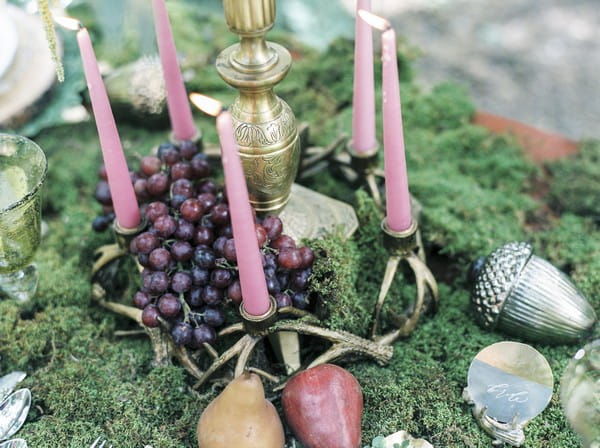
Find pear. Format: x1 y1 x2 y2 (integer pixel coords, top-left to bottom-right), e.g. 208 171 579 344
197 372 285 448
282 364 363 448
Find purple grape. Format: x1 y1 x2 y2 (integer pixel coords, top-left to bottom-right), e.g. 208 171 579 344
158 293 181 317
153 215 177 238
262 216 283 241
140 156 162 176
171 178 194 198
202 285 223 305
149 247 172 271
171 322 193 345
194 226 214 246
255 225 267 247
290 268 312 290
98 164 108 180
171 241 194 262
174 219 194 240
278 248 303 270
186 287 204 307
148 271 170 294
272 235 295 250
212 236 227 256
203 307 225 327
180 198 204 223
291 291 309 309
210 269 232 288
171 162 193 180
133 291 151 309
197 193 216 211
92 215 111 232
264 265 276 278
147 172 169 196
275 292 292 308
158 143 180 165
134 179 149 200
142 304 161 327
191 266 210 286
223 239 237 262
194 247 216 269
145 201 169 223
135 232 160 254
264 253 277 267
198 179 217 195
266 276 281 294
192 324 216 346
218 225 233 239
227 280 242 304
210 203 230 226
190 154 210 178
170 194 187 209
171 271 192 293
179 140 198 160
95 181 112 206
299 246 315 268
137 252 150 267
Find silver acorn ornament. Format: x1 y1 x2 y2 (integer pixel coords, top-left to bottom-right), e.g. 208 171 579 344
560 339 600 448
470 242 597 344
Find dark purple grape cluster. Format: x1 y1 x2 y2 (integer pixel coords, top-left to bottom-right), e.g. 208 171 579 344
92 141 315 349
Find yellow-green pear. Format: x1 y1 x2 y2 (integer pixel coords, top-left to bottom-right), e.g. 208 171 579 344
197 372 285 448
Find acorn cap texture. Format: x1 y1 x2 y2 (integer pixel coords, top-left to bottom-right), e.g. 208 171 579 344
471 241 533 329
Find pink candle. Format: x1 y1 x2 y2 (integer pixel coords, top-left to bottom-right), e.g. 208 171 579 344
152 0 197 141
216 109 271 316
352 0 377 153
74 24 140 229
360 11 412 231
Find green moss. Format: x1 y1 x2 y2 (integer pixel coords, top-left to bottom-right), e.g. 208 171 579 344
1 7 597 448
548 140 600 222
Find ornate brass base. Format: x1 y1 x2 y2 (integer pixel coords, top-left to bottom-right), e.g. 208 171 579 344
372 218 440 343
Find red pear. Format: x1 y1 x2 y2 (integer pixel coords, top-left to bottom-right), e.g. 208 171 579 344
282 364 363 448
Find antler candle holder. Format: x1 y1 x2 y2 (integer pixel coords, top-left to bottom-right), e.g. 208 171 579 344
91 230 396 388
371 218 439 341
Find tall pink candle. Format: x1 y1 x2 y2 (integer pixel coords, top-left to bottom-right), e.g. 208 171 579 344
217 110 271 317
352 0 377 153
152 0 197 141
76 26 140 229
360 11 412 231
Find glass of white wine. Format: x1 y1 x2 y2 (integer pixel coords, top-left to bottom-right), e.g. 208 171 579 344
0 133 47 301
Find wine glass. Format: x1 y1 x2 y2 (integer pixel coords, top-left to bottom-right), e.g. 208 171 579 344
0 134 47 301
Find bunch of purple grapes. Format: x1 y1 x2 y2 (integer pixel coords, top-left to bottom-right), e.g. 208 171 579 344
93 140 315 349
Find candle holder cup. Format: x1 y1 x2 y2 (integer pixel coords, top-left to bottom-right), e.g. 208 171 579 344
0 134 47 302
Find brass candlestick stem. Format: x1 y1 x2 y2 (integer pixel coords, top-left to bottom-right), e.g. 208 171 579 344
372 219 439 342
215 0 358 242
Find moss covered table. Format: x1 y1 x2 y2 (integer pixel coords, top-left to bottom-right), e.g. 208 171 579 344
1 5 599 447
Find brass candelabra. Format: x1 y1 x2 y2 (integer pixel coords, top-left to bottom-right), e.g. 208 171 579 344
90 0 441 388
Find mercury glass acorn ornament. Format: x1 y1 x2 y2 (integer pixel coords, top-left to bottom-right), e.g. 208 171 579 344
470 242 597 344
560 339 600 448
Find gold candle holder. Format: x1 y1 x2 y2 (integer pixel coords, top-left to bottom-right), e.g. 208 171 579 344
372 218 439 342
